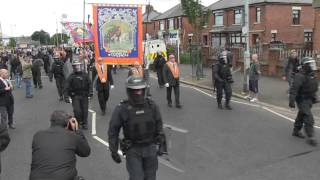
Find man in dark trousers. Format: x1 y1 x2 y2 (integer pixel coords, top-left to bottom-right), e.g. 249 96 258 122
153 51 166 88
29 110 90 180
64 60 93 130
32 55 44 89
43 52 51 75
163 54 182 108
283 50 300 90
92 58 114 115
0 69 15 129
108 76 166 180
214 51 233 110
49 54 66 101
289 57 319 146
0 123 10 175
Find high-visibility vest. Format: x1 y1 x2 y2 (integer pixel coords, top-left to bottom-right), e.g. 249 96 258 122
95 63 108 83
166 62 180 78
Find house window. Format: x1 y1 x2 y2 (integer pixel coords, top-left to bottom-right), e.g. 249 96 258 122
230 33 246 45
211 33 226 47
176 18 180 29
292 9 300 25
271 33 277 41
169 18 174 30
203 35 208 46
304 32 313 42
214 11 224 26
256 7 261 23
160 20 165 30
234 9 242 25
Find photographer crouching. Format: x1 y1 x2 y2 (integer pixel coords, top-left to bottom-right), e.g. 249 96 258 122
29 110 91 180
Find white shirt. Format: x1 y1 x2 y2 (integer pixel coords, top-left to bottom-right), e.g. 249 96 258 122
0 77 9 87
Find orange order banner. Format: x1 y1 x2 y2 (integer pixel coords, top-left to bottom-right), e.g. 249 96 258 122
92 5 143 65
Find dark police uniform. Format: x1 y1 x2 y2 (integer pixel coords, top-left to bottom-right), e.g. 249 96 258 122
108 77 165 180
64 71 92 129
214 57 233 109
31 57 44 88
92 65 113 115
49 59 65 100
290 57 319 146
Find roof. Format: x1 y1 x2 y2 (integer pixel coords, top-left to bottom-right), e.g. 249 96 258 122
143 10 162 22
208 0 312 10
153 3 206 21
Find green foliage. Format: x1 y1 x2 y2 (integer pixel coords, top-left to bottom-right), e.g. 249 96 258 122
50 33 70 45
8 38 16 48
167 46 176 56
180 52 191 64
31 30 50 45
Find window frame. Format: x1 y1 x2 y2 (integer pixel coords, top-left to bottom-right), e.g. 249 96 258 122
292 9 300 25
214 11 224 26
234 9 242 25
256 7 261 23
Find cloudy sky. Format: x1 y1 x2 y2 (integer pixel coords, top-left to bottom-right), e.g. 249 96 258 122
0 0 218 37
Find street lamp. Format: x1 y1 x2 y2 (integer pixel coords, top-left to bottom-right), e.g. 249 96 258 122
188 33 194 77
242 0 250 93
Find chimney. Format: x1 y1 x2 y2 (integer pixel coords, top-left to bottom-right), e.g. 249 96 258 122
146 5 154 13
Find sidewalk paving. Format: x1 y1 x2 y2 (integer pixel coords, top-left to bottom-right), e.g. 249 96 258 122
178 64 320 121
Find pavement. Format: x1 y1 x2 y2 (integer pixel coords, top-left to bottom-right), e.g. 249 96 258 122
2 67 320 180
176 64 320 126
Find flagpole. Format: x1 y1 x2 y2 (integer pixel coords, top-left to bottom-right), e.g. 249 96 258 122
82 0 87 72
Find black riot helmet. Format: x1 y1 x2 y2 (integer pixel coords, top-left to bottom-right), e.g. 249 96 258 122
126 76 147 105
72 60 82 72
301 57 318 73
218 51 228 64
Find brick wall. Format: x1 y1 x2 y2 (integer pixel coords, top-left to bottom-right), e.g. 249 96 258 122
313 8 320 49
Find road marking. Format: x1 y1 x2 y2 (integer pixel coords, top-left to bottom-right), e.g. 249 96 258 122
88 109 184 173
164 124 189 133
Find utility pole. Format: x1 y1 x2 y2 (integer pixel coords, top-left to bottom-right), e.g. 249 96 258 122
242 0 250 93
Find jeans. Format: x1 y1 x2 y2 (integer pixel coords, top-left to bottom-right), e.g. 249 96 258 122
15 74 22 88
24 78 33 97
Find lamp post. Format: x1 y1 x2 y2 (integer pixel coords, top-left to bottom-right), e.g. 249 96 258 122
242 0 250 93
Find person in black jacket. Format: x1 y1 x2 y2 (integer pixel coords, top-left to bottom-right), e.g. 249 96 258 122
153 52 166 88
289 57 319 146
0 123 10 174
214 51 233 110
0 69 15 129
31 55 44 89
163 54 182 108
282 50 300 90
92 58 114 115
29 110 90 180
10 54 23 88
49 55 66 101
64 60 93 130
43 53 50 75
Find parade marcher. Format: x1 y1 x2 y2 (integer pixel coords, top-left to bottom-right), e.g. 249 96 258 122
0 69 14 128
214 51 233 110
153 51 166 88
248 54 261 102
49 54 66 101
163 54 182 108
92 58 114 115
64 60 93 130
283 50 300 91
0 123 10 175
29 110 90 180
289 57 319 146
31 55 44 89
22 57 34 98
128 61 144 78
108 76 166 180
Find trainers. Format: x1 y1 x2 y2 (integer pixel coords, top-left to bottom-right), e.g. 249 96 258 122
250 98 257 102
292 131 305 139
218 104 223 109
8 124 16 129
225 104 232 110
306 138 318 147
168 103 172 107
82 124 88 130
176 104 182 109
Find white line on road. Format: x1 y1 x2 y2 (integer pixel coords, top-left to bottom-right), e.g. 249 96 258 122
90 109 97 135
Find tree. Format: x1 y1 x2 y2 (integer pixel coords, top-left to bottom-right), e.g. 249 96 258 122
8 38 16 48
50 33 70 45
31 30 50 45
181 0 209 43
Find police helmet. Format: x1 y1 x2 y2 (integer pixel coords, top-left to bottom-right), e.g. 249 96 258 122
126 76 147 90
301 57 318 71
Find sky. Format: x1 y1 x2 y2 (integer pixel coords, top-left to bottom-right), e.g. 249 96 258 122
0 0 218 37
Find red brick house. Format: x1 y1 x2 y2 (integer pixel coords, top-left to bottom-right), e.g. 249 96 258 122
142 5 162 40
203 0 314 49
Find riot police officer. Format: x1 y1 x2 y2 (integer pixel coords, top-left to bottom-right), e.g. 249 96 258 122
108 76 166 180
64 60 93 130
214 51 233 110
49 54 65 101
289 57 319 146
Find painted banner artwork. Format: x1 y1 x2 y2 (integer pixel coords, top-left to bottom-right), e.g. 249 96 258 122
64 22 94 43
93 5 143 65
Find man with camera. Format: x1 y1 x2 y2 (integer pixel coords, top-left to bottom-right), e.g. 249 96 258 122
214 51 234 110
29 110 91 180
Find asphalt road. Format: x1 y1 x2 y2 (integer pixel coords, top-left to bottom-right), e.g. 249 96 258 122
2 68 320 180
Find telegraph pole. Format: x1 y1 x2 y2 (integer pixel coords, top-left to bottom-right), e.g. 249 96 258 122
243 0 250 93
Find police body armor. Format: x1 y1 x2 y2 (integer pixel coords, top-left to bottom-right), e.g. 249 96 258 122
54 61 64 78
69 73 88 96
298 74 318 100
122 100 157 145
217 63 233 83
